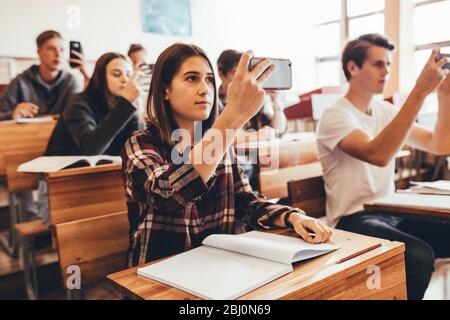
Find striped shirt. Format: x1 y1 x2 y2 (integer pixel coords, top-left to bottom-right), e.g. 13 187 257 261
121 124 302 266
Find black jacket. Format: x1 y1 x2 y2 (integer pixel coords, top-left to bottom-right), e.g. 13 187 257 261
45 92 139 156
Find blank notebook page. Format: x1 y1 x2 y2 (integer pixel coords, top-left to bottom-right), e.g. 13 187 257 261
137 245 291 300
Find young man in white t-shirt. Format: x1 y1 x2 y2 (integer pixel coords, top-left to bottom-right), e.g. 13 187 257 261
317 34 450 300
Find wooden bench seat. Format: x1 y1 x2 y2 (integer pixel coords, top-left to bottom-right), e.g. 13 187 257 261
15 220 49 239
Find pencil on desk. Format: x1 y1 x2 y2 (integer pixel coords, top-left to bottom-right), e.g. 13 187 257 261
336 243 382 264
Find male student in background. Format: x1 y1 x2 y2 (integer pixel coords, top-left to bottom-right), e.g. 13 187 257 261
127 43 149 71
0 30 86 120
0 30 87 220
316 33 450 300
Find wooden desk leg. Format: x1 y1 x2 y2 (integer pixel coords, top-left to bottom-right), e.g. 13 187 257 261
444 262 450 301
0 193 20 258
66 288 85 300
21 236 38 300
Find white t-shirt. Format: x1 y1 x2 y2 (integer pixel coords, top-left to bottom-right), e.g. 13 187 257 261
316 97 400 228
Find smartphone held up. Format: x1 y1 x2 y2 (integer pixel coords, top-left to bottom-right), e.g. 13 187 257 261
436 49 450 71
69 40 83 68
249 57 292 90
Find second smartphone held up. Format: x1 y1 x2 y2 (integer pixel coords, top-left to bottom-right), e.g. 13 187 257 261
249 57 292 90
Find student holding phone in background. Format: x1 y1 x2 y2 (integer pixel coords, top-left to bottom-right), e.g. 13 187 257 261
0 30 85 220
127 44 149 71
37 52 143 222
316 34 450 300
45 52 142 157
127 44 153 124
0 30 83 120
121 43 332 266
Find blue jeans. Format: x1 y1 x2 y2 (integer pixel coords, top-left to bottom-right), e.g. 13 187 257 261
337 211 450 300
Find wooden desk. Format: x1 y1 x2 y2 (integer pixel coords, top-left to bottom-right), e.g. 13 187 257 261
235 132 318 169
107 229 407 300
0 119 57 176
447 157 450 180
365 193 450 224
0 120 56 256
236 133 412 200
45 163 126 225
14 163 129 298
236 133 322 199
47 163 129 294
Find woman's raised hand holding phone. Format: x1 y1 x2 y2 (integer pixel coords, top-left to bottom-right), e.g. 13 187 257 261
121 72 142 105
224 51 275 127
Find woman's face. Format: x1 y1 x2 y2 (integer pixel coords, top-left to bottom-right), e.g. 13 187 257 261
165 56 215 124
106 58 132 97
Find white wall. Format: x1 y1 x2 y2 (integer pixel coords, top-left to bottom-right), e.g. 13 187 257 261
0 0 326 92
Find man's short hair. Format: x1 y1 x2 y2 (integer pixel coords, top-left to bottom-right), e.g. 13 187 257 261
342 33 395 81
36 30 62 49
217 50 242 75
127 44 146 57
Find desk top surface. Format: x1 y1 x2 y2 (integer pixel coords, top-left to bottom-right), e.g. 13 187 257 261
365 192 450 220
235 132 316 151
107 229 404 300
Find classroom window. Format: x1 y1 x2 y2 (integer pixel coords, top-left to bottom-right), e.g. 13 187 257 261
317 60 341 87
314 0 385 88
347 0 384 17
348 13 384 39
314 22 341 58
413 0 450 79
347 0 385 44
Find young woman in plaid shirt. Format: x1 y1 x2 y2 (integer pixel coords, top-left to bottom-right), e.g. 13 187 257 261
122 44 333 266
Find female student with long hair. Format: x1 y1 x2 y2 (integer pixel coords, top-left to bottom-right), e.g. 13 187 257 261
45 52 141 156
37 52 142 222
122 44 333 266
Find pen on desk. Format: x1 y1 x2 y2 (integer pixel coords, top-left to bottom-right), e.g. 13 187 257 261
336 243 382 264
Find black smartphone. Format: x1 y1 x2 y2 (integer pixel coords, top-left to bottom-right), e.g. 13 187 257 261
249 57 292 90
439 53 450 70
69 41 83 68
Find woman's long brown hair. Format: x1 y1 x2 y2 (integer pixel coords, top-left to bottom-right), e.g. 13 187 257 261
146 43 218 146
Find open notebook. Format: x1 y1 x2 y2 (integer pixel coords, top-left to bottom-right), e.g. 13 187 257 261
137 231 339 300
15 116 54 124
373 192 450 210
400 180 450 196
18 156 122 173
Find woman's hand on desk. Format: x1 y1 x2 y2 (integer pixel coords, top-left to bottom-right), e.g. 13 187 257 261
289 212 333 244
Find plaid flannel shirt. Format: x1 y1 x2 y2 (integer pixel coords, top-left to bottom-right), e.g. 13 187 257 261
121 125 301 266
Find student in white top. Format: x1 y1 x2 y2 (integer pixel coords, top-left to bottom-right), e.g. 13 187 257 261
317 34 450 300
